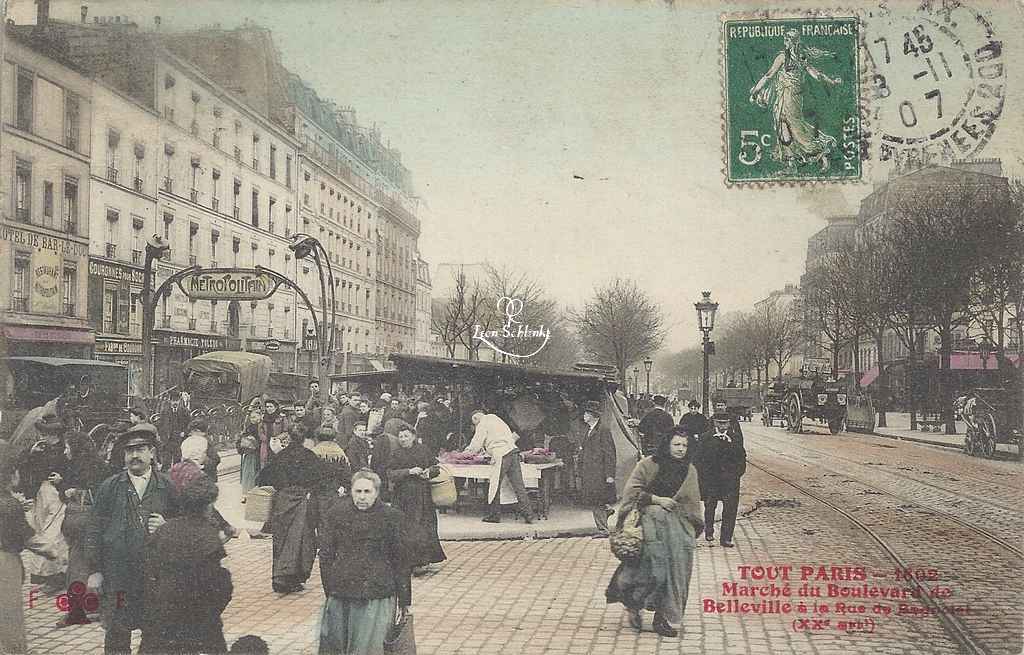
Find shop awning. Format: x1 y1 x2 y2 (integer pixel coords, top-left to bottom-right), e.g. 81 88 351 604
859 366 879 387
3 326 94 345
949 352 1020 370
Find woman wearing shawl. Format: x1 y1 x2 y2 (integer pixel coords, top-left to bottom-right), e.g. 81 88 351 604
749 28 842 172
387 426 446 572
17 415 70 592
236 409 263 498
606 429 702 637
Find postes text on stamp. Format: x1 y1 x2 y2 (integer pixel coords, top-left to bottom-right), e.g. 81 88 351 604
723 17 862 184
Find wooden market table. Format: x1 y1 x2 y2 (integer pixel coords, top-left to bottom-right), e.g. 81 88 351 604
443 460 564 519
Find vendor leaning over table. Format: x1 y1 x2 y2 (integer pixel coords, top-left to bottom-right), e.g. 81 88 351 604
461 410 537 524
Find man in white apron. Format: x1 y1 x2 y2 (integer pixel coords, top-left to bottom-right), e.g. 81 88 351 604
462 410 536 524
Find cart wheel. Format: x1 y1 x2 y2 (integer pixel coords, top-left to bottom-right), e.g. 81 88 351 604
979 416 997 459
828 416 846 435
963 429 976 456
785 395 803 434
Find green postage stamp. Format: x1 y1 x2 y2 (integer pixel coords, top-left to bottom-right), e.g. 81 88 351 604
723 16 862 184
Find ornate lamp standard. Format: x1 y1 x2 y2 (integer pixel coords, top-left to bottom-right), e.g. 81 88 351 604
643 357 653 397
140 235 170 396
289 233 336 403
633 366 639 398
694 290 719 416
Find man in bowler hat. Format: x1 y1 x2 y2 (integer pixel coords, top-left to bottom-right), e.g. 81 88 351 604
578 400 617 534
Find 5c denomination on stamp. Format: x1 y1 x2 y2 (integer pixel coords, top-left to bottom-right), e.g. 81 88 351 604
723 16 862 184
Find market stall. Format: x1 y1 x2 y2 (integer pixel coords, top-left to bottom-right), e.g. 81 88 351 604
331 354 641 512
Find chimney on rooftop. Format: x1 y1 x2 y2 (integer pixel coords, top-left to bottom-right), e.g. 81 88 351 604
36 0 50 26
81 5 88 23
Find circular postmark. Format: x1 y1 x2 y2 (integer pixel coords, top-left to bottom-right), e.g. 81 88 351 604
861 2 1004 168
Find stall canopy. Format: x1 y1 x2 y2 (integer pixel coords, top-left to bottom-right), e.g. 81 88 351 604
331 354 642 493
182 351 272 401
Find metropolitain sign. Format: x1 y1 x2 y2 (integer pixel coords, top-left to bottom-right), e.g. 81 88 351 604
176 268 281 301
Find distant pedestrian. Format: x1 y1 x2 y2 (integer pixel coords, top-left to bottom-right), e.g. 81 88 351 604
260 400 287 468
606 430 702 637
698 408 746 548
578 400 617 534
140 475 232 654
255 425 329 594
677 401 708 438
387 426 446 572
346 423 391 495
317 470 411 655
636 395 674 456
237 410 263 498
337 397 362 449
158 396 190 470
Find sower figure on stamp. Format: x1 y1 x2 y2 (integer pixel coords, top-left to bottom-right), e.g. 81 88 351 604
698 406 746 548
84 423 178 655
748 28 842 172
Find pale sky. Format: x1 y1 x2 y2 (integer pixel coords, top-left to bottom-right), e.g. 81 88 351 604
12 0 1024 351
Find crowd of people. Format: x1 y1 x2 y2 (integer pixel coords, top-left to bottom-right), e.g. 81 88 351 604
2 374 747 653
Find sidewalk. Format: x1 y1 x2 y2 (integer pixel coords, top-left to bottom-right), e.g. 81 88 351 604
871 412 965 449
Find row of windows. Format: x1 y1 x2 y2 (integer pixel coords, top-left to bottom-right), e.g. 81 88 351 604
160 73 293 189
12 159 80 233
14 67 82 152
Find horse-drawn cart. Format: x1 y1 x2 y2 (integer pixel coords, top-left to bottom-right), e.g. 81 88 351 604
713 387 759 422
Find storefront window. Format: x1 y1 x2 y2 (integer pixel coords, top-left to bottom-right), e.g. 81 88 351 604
103 288 117 333
11 253 30 312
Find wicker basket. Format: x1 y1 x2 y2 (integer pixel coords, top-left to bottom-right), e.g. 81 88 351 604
244 486 275 523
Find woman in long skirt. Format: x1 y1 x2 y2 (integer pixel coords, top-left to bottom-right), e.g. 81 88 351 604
237 410 263 498
317 471 411 655
606 430 703 637
386 426 446 572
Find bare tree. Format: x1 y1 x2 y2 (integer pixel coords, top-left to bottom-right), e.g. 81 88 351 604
756 296 802 378
430 268 486 359
889 177 1016 433
571 278 667 383
802 250 854 377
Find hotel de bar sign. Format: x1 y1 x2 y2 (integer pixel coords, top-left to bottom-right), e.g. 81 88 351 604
176 268 281 302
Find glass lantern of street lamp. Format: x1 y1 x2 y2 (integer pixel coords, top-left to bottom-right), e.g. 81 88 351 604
643 357 653 373
288 234 316 260
695 290 719 332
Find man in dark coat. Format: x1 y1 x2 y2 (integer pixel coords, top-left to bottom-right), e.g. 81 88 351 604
636 395 674 456
577 401 617 535
336 396 361 449
677 400 709 437
85 424 178 654
699 409 746 548
158 397 190 471
254 425 330 593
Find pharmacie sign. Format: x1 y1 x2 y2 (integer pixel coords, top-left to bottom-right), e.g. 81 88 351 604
178 268 280 301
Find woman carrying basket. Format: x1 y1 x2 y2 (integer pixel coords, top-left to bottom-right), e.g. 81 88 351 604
605 428 702 637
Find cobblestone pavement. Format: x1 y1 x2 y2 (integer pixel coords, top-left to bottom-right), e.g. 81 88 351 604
19 426 1019 654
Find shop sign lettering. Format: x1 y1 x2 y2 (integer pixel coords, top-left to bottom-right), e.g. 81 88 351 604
2 224 88 257
89 260 145 285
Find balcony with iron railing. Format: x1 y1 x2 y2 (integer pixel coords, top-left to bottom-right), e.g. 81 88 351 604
162 315 171 328
106 167 119 184
105 243 117 258
189 318 197 331
233 206 240 220
10 296 28 312
163 177 173 193
15 207 29 223
63 302 75 317
212 198 220 212
132 250 142 265
267 326 275 337
64 220 76 235
210 321 218 333
189 255 198 266
133 177 144 193
190 188 199 203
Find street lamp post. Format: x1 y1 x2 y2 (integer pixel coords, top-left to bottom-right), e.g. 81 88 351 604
289 233 336 404
694 290 719 416
643 357 653 397
140 235 170 397
633 366 639 399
